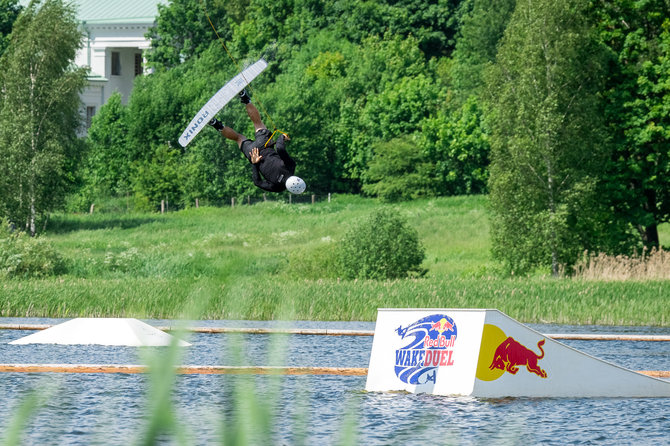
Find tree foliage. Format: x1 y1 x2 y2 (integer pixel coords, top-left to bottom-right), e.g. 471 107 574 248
485 0 611 275
421 96 489 195
591 0 670 249
451 0 516 103
0 0 87 235
84 92 131 197
145 0 231 70
362 136 434 202
0 0 21 58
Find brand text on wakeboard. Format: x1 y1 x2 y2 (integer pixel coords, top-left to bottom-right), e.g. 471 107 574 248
182 110 210 142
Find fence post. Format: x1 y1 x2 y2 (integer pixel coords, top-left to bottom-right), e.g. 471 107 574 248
161 200 165 214
289 194 292 204
89 204 95 214
231 197 235 208
247 196 250 205
195 198 199 208
328 193 331 203
312 194 315 204
263 193 267 202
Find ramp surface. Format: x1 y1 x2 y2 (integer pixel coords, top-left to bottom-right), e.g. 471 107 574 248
9 318 191 347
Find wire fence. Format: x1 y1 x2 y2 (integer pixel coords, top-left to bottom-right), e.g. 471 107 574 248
85 193 336 215
151 193 333 213
224 192 333 208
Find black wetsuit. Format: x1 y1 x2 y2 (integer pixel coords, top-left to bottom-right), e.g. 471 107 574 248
240 129 296 192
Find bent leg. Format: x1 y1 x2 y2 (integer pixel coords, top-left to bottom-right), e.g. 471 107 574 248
245 103 267 132
220 126 246 148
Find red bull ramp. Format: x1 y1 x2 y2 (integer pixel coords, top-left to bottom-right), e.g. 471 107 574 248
365 309 670 398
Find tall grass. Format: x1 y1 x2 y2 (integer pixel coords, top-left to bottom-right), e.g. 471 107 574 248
574 248 670 280
0 195 669 325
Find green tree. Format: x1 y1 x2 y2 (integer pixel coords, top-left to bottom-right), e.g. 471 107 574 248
331 0 463 58
0 0 87 235
263 32 442 194
420 95 489 196
485 0 610 275
84 92 131 196
133 144 184 211
145 0 231 70
362 136 434 202
591 0 670 249
451 0 516 102
337 35 442 188
263 30 355 193
0 0 22 57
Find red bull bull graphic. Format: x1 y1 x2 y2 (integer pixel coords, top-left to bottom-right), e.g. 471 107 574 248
475 324 549 381
394 314 457 385
489 337 548 378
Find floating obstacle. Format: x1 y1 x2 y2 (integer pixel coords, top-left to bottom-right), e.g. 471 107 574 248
8 318 190 347
365 309 670 398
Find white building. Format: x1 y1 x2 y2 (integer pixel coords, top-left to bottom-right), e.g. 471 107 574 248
21 0 165 132
75 0 165 130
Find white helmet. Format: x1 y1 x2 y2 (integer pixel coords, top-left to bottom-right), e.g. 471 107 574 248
285 176 306 194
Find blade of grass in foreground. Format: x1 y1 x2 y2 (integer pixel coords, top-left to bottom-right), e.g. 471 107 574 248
1 385 57 446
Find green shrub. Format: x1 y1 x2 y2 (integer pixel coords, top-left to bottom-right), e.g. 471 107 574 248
0 220 66 278
338 208 426 279
362 136 434 202
286 241 340 279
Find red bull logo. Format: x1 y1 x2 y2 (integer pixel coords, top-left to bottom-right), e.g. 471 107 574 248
489 337 548 378
476 324 550 382
394 314 458 385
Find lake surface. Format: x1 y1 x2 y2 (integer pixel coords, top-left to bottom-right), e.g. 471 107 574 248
0 318 668 445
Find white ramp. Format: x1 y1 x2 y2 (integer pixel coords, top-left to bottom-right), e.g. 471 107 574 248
365 309 670 398
9 318 191 347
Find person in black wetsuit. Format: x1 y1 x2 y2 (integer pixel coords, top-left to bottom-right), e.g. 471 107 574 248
208 90 306 194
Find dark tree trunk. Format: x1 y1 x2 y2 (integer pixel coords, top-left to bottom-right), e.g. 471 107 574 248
639 189 660 248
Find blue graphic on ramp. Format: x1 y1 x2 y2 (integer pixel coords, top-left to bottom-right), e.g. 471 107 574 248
394 314 457 385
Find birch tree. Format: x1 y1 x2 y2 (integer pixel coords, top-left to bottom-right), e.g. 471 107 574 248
485 0 609 275
0 0 87 235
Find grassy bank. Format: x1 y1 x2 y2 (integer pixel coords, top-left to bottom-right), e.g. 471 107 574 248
1 195 669 325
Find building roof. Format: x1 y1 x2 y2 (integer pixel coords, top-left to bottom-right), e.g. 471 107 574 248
20 0 166 25
77 0 166 24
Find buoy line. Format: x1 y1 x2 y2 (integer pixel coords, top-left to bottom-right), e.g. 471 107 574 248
0 364 368 375
0 364 666 378
0 324 669 341
543 333 670 342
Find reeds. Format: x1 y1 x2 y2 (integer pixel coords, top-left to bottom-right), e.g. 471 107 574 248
574 248 670 281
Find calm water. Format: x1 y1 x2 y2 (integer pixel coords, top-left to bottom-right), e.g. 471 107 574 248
0 318 669 445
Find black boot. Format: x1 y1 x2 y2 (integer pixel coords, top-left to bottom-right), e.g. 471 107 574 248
239 89 251 104
208 118 224 131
